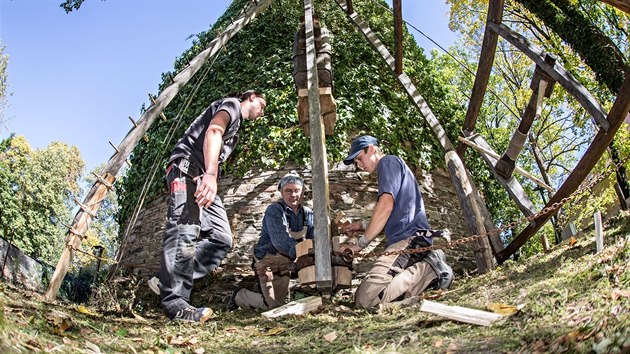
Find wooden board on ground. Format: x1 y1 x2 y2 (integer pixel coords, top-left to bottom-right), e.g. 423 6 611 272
419 300 506 326
262 296 323 318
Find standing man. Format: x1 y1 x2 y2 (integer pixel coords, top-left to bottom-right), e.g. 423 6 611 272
340 135 453 310
159 90 266 322
229 174 314 310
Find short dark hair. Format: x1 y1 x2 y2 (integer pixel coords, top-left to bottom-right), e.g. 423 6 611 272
239 90 264 102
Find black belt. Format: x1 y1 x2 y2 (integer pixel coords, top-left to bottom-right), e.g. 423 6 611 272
170 158 203 178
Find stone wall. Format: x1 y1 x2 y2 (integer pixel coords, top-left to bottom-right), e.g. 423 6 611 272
114 163 478 279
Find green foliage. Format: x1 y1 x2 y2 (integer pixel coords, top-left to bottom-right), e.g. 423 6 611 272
117 0 465 224
0 135 84 264
59 0 87 13
516 0 628 95
0 42 8 127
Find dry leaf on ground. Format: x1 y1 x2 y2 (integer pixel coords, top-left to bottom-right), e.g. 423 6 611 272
323 331 337 342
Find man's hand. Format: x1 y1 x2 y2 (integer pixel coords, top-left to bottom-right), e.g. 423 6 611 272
340 221 362 237
194 174 217 208
340 242 361 254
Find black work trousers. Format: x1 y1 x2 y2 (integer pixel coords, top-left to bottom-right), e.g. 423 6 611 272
159 160 232 318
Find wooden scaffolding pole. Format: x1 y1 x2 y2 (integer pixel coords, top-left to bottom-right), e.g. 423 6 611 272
304 0 333 291
335 0 495 273
456 0 504 158
487 21 609 131
496 73 630 263
44 0 273 301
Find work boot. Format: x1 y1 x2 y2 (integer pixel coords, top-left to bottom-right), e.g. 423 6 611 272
422 249 453 290
225 287 243 311
148 276 160 296
171 306 213 323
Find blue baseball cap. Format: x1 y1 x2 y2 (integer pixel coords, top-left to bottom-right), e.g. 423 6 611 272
343 135 379 165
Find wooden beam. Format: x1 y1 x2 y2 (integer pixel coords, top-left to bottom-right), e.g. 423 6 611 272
457 0 504 158
44 0 273 301
495 78 550 179
463 134 537 218
487 21 610 131
496 73 630 263
336 0 495 273
598 0 630 14
459 135 553 192
393 0 403 75
304 0 333 292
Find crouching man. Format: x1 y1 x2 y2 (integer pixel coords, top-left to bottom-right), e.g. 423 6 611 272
229 175 314 310
339 135 453 310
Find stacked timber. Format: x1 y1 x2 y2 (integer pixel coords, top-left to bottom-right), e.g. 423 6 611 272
292 15 337 135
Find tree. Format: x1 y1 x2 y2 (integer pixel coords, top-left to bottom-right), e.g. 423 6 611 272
0 42 8 127
0 135 84 264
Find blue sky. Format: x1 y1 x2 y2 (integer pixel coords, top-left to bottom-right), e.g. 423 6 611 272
1 0 456 174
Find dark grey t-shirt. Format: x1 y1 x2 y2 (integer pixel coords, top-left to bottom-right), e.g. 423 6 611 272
377 155 430 246
168 97 242 171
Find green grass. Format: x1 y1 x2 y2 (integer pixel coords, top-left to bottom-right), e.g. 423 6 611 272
1 213 628 353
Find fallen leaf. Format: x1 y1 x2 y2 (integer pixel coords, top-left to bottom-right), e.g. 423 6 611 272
434 339 443 348
224 326 239 332
45 313 73 333
323 331 337 342
194 348 205 354
127 344 137 354
446 342 459 354
85 340 102 354
611 289 630 300
167 335 199 347
264 327 285 336
487 303 519 316
569 237 577 247
76 306 98 317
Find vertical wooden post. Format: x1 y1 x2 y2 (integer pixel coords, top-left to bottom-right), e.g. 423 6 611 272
456 0 504 158
393 0 403 75
304 0 333 292
594 211 603 253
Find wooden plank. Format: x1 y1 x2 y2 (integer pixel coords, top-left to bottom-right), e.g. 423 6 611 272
336 0 495 273
458 135 554 192
497 74 630 263
393 0 403 75
304 0 333 291
487 21 609 131
598 0 630 14
457 0 504 157
419 300 507 326
262 296 323 318
44 0 273 301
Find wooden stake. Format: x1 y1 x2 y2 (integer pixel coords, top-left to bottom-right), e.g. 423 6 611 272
594 211 603 253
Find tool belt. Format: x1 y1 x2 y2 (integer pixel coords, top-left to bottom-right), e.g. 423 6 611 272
386 232 433 277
